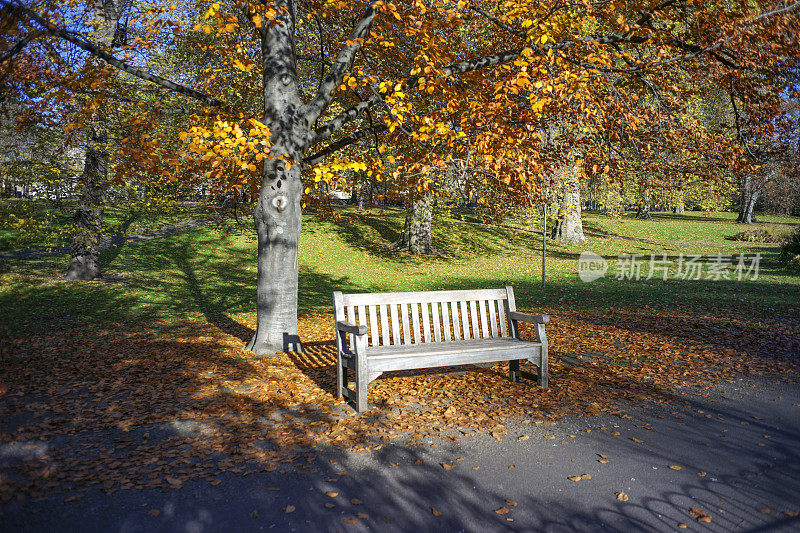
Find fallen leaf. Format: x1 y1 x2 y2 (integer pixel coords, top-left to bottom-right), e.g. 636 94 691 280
495 507 510 514
544 435 556 439
326 491 339 497
414 460 423 465
209 479 222 486
690 508 711 522
165 476 183 488
148 509 161 516
343 518 358 524
610 431 621 436
616 492 629 502
598 454 608 459
677 523 688 529
757 507 771 514
325 502 336 508
432 507 442 516
505 500 517 507
518 435 530 441
598 459 609 464
472 466 479 470
284 505 296 513
350 498 363 505
784 511 799 517
669 465 683 470
508 465 515 469
568 476 583 482
697 471 707 477
580 474 591 480
356 513 369 519
442 463 456 470
631 437 644 444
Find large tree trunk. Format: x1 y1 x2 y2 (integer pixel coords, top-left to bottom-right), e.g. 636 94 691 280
65 137 106 280
737 175 759 224
65 0 122 280
394 192 435 254
552 173 586 243
245 1 307 354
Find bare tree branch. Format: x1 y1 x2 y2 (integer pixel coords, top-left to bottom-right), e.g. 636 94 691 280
4 0 233 110
303 4 376 125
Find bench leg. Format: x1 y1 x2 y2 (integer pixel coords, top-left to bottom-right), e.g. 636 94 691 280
509 360 521 382
336 353 345 398
354 370 368 413
537 344 548 388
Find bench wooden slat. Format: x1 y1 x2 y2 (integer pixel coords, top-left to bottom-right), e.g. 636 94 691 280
441 300 451 341
469 300 479 339
390 303 400 345
488 299 499 337
369 305 379 347
346 305 356 347
357 305 367 346
341 287 508 307
448 301 459 340
411 302 421 344
401 302 411 344
498 299 508 337
432 302 442 342
479 299 489 338
459 300 470 339
421 301 431 343
380 304 390 346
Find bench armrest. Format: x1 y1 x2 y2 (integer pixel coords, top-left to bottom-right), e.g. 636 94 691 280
508 312 550 325
336 320 368 336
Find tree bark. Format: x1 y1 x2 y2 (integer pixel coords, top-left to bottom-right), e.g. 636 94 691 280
65 0 123 280
552 172 586 243
394 193 435 254
245 1 308 354
737 175 759 224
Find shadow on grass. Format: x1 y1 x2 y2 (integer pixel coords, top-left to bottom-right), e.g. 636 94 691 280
2 234 799 532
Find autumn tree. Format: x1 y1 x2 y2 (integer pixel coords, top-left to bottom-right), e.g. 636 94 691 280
3 0 799 353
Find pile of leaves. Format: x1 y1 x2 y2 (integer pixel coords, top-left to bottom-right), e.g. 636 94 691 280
725 229 782 243
1 303 797 505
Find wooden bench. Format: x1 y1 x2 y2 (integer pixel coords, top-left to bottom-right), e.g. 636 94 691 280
333 285 548 412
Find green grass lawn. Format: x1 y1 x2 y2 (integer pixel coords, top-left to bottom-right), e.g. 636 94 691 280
2 207 798 344
0 198 216 253
581 210 798 243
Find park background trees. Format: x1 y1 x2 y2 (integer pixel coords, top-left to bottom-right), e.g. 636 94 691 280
1 0 798 352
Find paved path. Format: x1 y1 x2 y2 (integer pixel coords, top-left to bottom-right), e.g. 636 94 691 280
2 375 798 532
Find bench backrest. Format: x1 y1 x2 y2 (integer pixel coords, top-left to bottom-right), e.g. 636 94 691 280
333 286 518 348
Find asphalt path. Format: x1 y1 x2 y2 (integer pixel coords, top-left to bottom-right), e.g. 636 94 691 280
2 375 799 532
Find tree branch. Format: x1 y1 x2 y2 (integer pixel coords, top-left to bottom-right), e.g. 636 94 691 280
303 4 376 125
4 0 233 110
304 124 387 166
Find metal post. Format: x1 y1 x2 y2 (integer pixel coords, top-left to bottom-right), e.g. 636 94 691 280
541 203 546 289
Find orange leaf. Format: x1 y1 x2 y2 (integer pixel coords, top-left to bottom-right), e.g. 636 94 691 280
432 507 442 516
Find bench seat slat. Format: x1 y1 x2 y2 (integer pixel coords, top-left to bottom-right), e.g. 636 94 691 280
366 338 542 372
